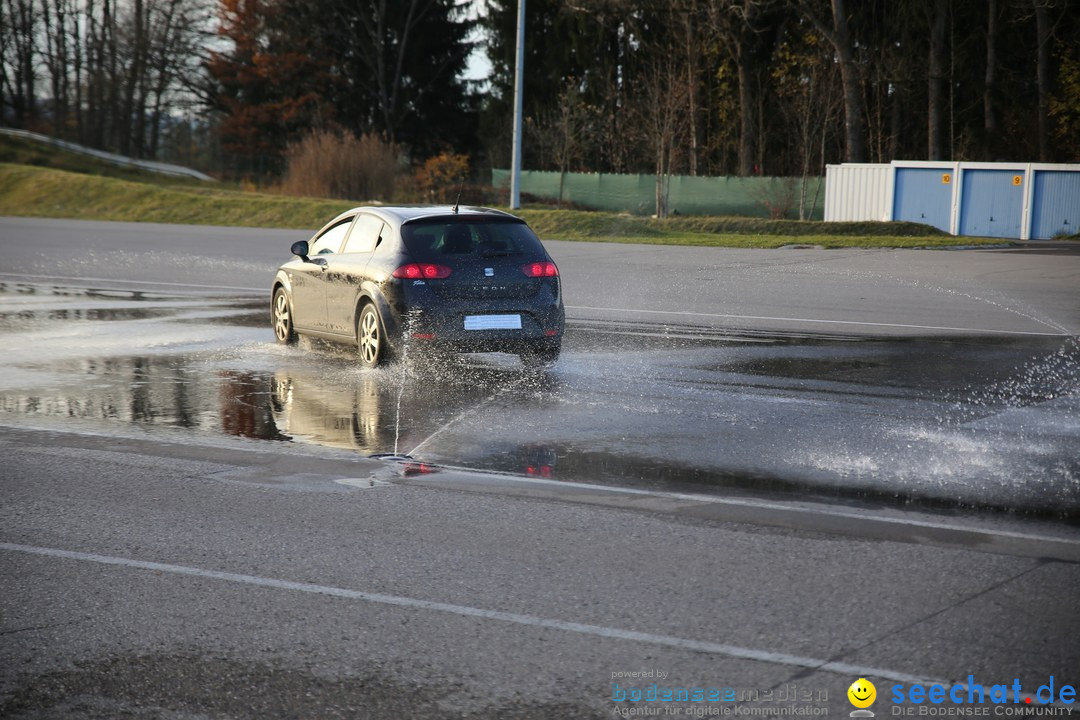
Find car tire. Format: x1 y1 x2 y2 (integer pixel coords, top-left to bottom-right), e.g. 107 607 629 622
272 287 297 345
357 303 388 368
521 345 560 369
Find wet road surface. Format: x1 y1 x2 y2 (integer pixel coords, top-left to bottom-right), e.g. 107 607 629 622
1 217 1079 717
4 421 1076 718
0 280 1076 515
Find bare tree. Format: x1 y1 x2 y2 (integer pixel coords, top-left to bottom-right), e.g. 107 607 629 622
118 0 147 155
795 0 867 162
1034 0 1051 162
773 27 840 218
84 0 106 146
3 0 38 127
70 1 82 137
146 0 199 157
925 0 948 160
0 3 9 121
707 0 780 176
983 0 999 158
40 0 72 137
530 78 592 206
104 0 119 148
0 0 207 158
678 0 702 175
635 55 691 218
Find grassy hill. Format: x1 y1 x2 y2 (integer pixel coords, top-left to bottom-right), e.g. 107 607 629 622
0 163 351 228
0 133 1007 248
0 132 209 186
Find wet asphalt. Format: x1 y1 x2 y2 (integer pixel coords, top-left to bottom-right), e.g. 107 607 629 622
1 217 1078 717
0 285 1076 513
0 214 1077 514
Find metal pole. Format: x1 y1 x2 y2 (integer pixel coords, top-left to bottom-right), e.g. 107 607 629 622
510 0 525 209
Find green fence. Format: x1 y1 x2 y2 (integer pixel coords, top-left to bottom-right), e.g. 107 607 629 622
492 169 825 219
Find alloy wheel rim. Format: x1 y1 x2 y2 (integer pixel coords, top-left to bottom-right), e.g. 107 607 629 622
274 293 290 341
360 311 379 364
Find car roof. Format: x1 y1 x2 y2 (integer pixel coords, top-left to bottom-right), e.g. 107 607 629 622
334 205 522 228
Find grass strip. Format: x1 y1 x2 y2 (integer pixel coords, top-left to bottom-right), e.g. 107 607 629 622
1 163 1012 248
0 163 351 228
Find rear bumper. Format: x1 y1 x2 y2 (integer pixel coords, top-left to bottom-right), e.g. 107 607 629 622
406 308 564 353
411 334 562 355
397 279 564 353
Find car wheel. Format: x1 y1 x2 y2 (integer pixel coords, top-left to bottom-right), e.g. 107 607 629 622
357 303 388 368
521 345 560 369
272 287 297 344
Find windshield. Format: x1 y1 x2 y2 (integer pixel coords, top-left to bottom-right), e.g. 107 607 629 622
401 218 547 262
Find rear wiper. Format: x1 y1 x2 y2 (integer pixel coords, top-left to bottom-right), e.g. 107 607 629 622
481 250 522 258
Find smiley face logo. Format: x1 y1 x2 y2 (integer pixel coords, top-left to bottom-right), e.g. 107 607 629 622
848 678 877 708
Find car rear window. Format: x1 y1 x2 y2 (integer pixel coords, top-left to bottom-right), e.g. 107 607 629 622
402 218 546 262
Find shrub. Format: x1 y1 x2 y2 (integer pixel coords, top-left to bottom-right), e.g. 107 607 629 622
281 130 401 201
751 177 799 220
413 152 470 203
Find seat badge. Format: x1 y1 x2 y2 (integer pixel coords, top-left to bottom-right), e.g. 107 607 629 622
484 267 495 277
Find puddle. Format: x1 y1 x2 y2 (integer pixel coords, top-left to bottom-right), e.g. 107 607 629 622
0 284 1077 516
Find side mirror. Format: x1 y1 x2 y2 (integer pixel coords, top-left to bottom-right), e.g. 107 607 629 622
291 240 310 262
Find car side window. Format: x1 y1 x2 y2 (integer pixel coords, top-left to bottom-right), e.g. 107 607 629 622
343 214 384 255
310 217 353 255
371 223 397 257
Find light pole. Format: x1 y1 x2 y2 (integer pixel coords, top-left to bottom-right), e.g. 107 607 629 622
510 0 525 209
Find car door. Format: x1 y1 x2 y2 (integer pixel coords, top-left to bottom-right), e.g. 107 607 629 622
291 216 354 332
324 214 386 336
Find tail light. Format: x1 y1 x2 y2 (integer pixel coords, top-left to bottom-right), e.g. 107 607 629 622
393 264 452 279
522 261 559 277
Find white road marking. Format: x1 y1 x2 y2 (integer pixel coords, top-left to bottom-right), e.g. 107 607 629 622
421 466 1080 549
2 274 1070 337
0 541 1012 691
0 272 264 294
333 477 391 489
567 305 1070 337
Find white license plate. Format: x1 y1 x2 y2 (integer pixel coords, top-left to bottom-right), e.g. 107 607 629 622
464 314 522 330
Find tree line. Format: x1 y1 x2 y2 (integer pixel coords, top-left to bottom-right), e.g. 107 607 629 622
1 0 208 160
2 0 1078 187
483 0 1079 182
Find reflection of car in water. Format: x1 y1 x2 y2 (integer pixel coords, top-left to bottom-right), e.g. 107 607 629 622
271 206 565 369
220 371 290 441
269 371 389 453
521 445 558 478
266 368 560 477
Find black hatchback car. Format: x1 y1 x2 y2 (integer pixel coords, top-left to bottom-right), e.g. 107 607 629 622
271 206 564 368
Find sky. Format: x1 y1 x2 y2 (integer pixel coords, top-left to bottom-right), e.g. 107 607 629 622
462 0 494 83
